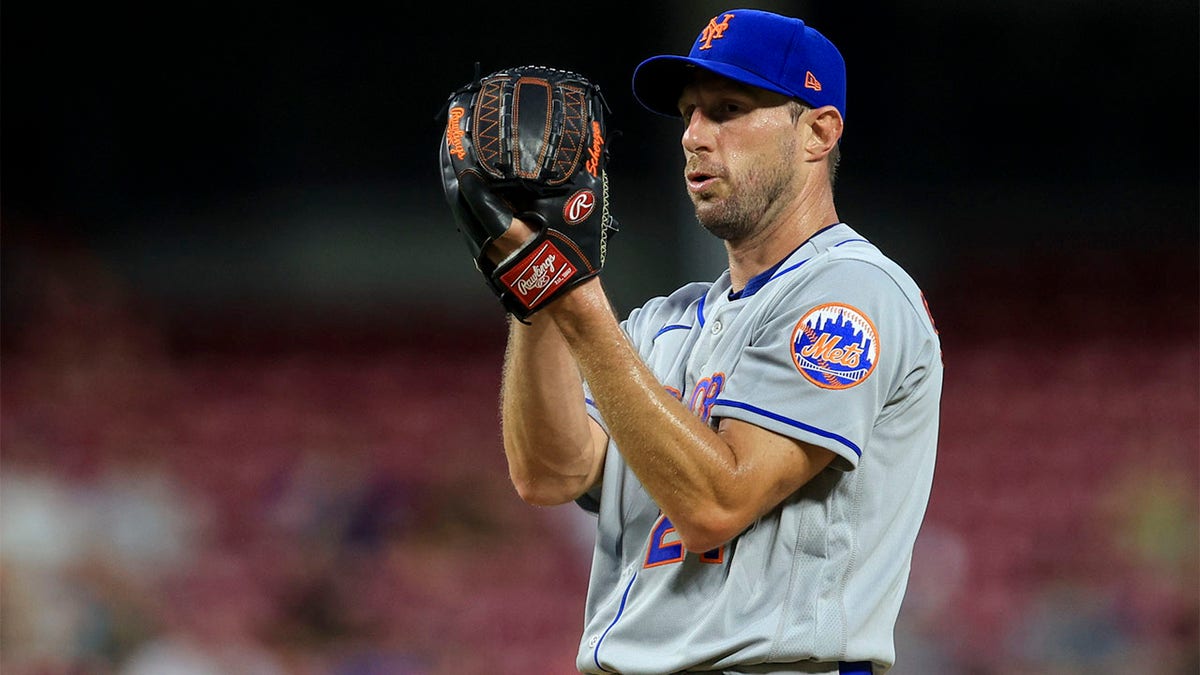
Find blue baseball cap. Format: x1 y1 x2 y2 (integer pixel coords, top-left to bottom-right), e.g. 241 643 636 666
632 9 846 120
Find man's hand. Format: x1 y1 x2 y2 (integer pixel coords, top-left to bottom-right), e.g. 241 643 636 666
438 65 619 320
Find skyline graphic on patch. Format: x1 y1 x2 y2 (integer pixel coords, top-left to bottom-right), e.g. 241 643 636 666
791 303 879 389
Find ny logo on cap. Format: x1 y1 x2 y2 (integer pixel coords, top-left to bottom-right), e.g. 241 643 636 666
698 13 734 50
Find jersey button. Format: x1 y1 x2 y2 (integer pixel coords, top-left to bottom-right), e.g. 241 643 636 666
711 319 723 335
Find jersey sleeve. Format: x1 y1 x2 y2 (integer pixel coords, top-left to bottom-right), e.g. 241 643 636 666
710 257 937 470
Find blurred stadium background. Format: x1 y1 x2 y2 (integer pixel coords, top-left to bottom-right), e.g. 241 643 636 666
2 2 1197 673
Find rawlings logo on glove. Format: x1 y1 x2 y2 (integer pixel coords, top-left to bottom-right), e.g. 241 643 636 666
445 107 468 160
437 65 619 320
502 241 577 309
564 190 596 225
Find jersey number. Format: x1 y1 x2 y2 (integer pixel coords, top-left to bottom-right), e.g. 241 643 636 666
644 514 724 568
687 373 725 423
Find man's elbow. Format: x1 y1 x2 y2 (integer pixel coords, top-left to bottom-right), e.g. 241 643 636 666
509 473 588 507
673 509 746 554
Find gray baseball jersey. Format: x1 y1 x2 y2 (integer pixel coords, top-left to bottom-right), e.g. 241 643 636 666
574 223 942 674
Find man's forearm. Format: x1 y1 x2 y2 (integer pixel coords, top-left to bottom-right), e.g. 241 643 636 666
501 313 603 505
546 279 746 549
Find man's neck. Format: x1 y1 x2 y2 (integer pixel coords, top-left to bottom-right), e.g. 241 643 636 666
725 194 839 291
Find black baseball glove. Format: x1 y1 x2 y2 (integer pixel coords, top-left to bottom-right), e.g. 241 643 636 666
438 65 618 320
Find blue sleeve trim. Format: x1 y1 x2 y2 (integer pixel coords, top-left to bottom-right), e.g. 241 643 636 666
696 292 707 327
833 238 869 247
652 324 691 340
712 398 862 457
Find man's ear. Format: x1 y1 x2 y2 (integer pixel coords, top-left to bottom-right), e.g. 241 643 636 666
805 106 844 161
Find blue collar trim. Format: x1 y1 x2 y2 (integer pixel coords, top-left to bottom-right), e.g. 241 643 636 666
728 223 846 300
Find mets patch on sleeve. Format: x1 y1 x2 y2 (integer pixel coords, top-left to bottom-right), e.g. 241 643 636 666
790 303 878 389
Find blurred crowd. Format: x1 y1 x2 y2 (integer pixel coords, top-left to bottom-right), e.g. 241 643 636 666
1 234 591 674
1 233 1197 674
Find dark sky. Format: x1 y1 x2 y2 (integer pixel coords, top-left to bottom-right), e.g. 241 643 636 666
5 3 1196 228
2 2 1197 341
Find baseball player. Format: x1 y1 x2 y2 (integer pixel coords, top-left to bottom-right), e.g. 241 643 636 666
441 8 942 674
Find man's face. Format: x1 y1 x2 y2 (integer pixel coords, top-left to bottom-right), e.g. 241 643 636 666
676 73 802 242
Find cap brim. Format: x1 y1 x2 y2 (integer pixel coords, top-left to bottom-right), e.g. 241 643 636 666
632 55 796 118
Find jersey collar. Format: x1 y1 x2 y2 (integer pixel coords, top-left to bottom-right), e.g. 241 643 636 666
727 222 851 301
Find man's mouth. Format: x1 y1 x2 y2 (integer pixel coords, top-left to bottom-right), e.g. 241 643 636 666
686 168 720 194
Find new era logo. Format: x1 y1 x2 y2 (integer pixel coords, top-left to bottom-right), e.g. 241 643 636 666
804 71 822 92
